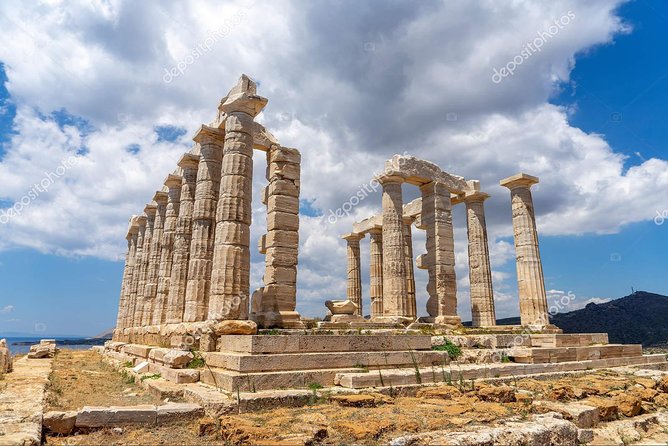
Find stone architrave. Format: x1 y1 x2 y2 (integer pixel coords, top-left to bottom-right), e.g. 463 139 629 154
166 154 200 324
500 173 549 327
379 175 410 321
153 174 182 325
184 126 225 322
342 233 364 316
209 75 267 321
368 227 383 319
142 191 168 326
403 217 417 319
420 181 460 326
115 217 139 333
134 204 156 327
125 216 147 329
253 146 304 328
464 191 496 327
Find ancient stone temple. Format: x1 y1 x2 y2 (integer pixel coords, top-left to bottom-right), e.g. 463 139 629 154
113 75 304 346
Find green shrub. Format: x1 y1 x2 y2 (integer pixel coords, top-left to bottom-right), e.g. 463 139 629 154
432 340 462 359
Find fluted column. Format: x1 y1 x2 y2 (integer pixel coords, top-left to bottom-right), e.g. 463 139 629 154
342 233 364 316
115 216 139 335
464 191 496 327
153 175 182 325
134 205 156 327
166 154 200 323
126 216 147 329
500 173 549 327
142 191 168 326
184 126 224 322
421 181 460 326
403 217 417 319
209 76 267 321
368 227 383 319
379 175 410 320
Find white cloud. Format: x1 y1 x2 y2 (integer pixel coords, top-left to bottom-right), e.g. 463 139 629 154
1 305 14 314
0 0 661 319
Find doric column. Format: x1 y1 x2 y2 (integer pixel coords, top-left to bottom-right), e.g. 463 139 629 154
209 75 267 321
379 175 410 320
183 126 224 322
153 174 182 325
368 227 383 319
500 173 549 327
126 216 147 328
342 233 364 316
134 204 156 327
166 153 200 324
115 216 139 335
253 146 304 328
142 191 168 326
464 191 496 327
403 217 417 319
420 181 460 326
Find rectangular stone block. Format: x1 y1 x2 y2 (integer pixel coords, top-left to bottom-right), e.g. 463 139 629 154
156 403 204 424
265 246 298 267
121 344 154 359
217 335 433 354
267 211 299 231
266 195 299 214
76 406 157 427
266 179 299 198
264 266 297 284
267 162 300 181
268 147 301 164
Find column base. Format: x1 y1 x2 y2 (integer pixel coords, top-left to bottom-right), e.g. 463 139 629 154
252 311 306 329
371 316 414 325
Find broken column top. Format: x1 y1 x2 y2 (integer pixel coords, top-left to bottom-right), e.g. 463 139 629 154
500 173 539 189
218 74 268 117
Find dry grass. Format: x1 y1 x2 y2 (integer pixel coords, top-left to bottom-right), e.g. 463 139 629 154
46 421 217 445
46 349 161 411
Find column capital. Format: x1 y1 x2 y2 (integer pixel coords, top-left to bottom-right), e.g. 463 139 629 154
376 174 406 185
342 232 364 242
136 215 147 227
153 190 169 204
192 125 225 144
177 153 200 169
419 180 449 194
126 215 140 238
144 203 158 216
402 216 414 225
500 173 539 190
367 226 383 235
164 174 182 188
218 75 268 117
462 191 490 204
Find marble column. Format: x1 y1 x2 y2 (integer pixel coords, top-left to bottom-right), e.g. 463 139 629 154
403 217 417 319
208 75 267 321
166 153 200 324
116 217 139 333
500 173 549 327
142 191 168 326
342 233 364 316
184 126 225 322
253 146 304 328
464 191 496 327
420 181 460 326
153 174 182 325
135 204 156 327
379 175 410 320
126 216 147 329
368 227 383 319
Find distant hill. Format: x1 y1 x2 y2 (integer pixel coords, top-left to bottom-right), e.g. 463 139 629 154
491 291 668 347
91 328 114 339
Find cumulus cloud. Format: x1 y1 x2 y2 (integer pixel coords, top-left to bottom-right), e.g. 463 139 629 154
0 0 660 318
1 305 14 314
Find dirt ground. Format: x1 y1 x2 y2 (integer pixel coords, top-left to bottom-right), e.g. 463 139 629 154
45 351 668 445
46 349 161 411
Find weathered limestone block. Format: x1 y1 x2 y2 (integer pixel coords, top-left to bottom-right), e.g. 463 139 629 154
325 299 358 315
266 195 299 214
184 126 224 322
43 411 78 435
142 191 168 326
264 266 297 284
368 228 383 318
465 191 496 327
342 233 363 316
154 175 182 325
76 406 158 427
258 231 299 254
156 403 204 424
265 246 298 267
267 211 299 231
264 179 299 199
214 320 258 335
166 154 199 324
0 338 12 373
267 162 300 181
383 154 469 192
500 173 549 327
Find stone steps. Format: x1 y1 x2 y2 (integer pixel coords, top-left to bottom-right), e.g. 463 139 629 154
511 344 641 364
202 349 449 373
334 353 667 389
529 333 609 348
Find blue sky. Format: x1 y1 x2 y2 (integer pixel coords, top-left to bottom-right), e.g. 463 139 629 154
0 0 667 336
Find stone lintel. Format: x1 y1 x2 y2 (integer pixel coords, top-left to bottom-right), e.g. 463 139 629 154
383 154 470 193
341 232 364 242
253 122 279 152
352 215 382 234
152 190 169 204
403 198 422 219
500 172 539 189
164 174 182 188
452 190 490 205
177 153 199 168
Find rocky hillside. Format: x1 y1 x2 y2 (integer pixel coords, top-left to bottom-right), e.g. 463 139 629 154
550 291 668 347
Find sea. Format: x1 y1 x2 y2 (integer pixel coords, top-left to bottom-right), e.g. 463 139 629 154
1 336 102 355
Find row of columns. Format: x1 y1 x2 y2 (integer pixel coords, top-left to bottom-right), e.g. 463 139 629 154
115 75 304 336
342 172 549 328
